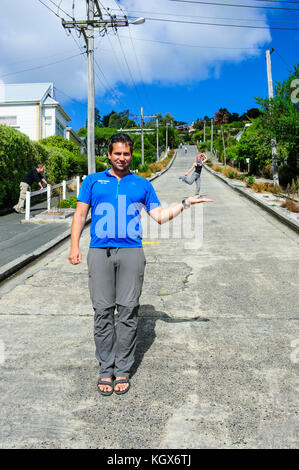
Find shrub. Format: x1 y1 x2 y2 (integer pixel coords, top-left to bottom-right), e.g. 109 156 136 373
260 163 273 180
58 196 77 209
39 135 80 155
95 157 106 172
138 162 149 173
222 166 239 179
279 164 298 188
281 200 299 213
41 145 78 183
0 125 37 207
211 165 223 173
252 182 268 192
270 184 283 194
246 175 255 186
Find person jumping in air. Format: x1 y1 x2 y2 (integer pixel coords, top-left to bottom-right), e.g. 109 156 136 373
179 152 208 196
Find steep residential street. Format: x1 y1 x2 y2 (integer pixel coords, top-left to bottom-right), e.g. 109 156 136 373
0 145 298 449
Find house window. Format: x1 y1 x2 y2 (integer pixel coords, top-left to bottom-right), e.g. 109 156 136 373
55 119 65 137
0 116 17 126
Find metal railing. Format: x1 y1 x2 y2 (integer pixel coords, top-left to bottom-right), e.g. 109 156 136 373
25 176 81 221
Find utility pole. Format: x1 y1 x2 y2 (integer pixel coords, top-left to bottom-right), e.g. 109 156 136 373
203 120 206 142
62 3 145 174
87 0 95 174
165 122 170 156
266 49 279 186
131 108 156 165
141 107 144 166
156 119 159 161
210 118 214 158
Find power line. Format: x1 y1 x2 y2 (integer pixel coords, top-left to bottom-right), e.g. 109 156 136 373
46 0 74 19
249 0 299 3
54 86 86 106
0 52 85 79
37 0 62 18
127 25 151 109
117 34 264 51
115 31 142 108
137 16 299 30
94 57 127 108
110 7 298 23
169 0 299 10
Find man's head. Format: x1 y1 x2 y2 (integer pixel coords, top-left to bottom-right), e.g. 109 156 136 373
108 134 133 173
108 133 133 155
36 164 45 173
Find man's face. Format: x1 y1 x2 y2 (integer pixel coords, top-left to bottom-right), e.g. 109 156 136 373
37 166 44 173
108 142 132 172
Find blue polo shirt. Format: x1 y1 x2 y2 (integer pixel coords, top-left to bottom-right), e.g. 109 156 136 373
77 169 161 248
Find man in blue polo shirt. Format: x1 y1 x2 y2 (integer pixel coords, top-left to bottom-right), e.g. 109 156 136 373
68 133 212 396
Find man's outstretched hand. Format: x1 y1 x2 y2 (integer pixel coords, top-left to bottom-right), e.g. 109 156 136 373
186 196 214 205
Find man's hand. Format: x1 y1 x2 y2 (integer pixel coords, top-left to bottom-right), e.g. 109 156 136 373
186 196 214 205
68 247 82 265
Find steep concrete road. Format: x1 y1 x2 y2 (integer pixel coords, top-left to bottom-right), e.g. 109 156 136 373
0 145 298 449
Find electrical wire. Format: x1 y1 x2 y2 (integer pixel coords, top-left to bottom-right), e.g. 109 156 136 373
37 0 62 18
94 58 127 108
109 7 298 24
0 52 85 79
135 15 299 30
114 31 142 108
47 0 74 19
169 0 299 11
127 25 151 109
117 34 264 51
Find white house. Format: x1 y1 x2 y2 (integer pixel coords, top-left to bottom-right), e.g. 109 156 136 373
0 82 75 142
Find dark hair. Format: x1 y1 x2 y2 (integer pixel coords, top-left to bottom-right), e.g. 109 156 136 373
108 133 133 155
37 163 45 169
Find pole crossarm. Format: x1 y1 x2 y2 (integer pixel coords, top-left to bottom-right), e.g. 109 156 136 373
60 1 145 174
62 18 129 29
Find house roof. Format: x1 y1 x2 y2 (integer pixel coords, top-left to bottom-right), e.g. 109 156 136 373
0 82 54 103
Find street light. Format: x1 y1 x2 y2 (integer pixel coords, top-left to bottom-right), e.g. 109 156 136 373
130 17 145 25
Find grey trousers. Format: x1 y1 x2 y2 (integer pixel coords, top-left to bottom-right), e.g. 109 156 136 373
87 247 146 378
14 182 30 211
181 172 201 195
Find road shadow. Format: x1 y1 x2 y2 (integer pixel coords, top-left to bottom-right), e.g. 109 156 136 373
131 303 209 378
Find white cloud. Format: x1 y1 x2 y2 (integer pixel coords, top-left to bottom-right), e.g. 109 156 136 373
0 0 271 102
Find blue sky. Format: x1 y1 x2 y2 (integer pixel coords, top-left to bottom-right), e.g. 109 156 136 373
0 1 298 131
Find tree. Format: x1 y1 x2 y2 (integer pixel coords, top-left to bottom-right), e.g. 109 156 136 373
102 110 117 128
95 107 102 127
108 113 122 129
214 108 229 166
256 63 299 184
239 108 261 121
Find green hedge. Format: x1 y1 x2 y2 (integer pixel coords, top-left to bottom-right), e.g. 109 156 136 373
0 125 88 208
0 125 38 207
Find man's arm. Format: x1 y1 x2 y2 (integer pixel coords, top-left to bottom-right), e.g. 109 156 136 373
148 196 213 225
41 178 49 187
68 201 90 264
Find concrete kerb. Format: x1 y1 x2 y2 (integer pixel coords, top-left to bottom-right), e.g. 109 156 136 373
0 151 178 283
148 150 177 182
0 215 90 284
204 164 299 234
